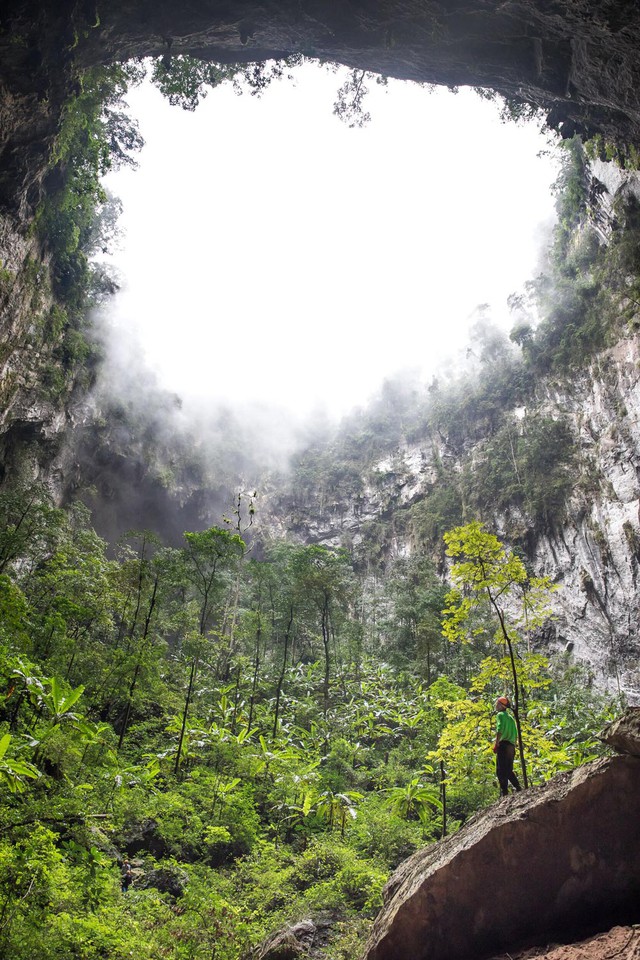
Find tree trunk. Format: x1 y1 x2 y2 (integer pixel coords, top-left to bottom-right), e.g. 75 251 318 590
440 759 447 838
321 594 331 720
118 575 158 750
247 616 262 733
493 601 529 789
272 606 294 739
175 657 198 776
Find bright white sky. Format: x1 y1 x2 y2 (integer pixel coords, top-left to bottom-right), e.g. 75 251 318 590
102 61 560 420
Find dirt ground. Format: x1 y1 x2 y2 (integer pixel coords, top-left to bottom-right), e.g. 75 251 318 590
492 926 640 960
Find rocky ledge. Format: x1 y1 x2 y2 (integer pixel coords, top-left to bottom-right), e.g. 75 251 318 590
363 710 640 960
493 925 640 960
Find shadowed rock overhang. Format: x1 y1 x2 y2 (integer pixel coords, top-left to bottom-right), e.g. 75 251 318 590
3 0 640 215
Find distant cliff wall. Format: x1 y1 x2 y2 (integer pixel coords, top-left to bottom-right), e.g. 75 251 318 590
265 331 640 702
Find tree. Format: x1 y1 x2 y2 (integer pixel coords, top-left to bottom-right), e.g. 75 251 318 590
380 552 447 682
25 504 119 691
287 546 355 721
37 63 144 309
172 527 245 774
181 528 245 637
112 531 165 749
267 555 296 740
331 69 388 127
0 482 65 577
442 521 556 788
150 54 303 111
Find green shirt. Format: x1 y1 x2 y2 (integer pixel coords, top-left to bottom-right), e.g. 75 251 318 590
496 710 517 745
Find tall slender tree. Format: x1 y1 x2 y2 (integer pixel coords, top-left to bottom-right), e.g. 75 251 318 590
442 521 555 788
173 527 245 774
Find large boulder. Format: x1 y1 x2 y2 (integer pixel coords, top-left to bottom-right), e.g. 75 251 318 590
599 708 640 757
136 861 189 898
363 755 640 960
253 920 317 960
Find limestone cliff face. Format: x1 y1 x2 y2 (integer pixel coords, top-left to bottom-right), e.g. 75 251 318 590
0 210 72 482
266 333 640 703
521 337 640 702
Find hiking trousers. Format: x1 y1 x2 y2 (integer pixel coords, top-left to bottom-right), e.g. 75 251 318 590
496 741 521 796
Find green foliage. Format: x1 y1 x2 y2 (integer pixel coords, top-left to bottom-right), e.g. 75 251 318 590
583 134 640 170
442 521 558 787
515 137 640 376
385 777 441 829
0 734 40 792
0 474 626 959
31 63 143 403
38 63 143 307
474 88 547 128
4 63 636 954
378 551 448 680
410 481 464 555
150 53 305 111
0 481 66 577
461 414 577 528
150 55 233 110
428 649 618 807
348 792 423 866
442 521 555 642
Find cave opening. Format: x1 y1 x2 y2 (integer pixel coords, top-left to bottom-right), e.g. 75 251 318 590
1 0 639 537
96 58 560 424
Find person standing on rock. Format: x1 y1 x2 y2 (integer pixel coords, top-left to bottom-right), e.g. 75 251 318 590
493 696 522 798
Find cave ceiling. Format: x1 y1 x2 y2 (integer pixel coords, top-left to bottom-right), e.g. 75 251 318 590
1 1 640 214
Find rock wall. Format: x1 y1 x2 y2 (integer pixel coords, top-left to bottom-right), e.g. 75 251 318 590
272 332 640 702
523 337 640 701
0 210 70 481
263 314 640 702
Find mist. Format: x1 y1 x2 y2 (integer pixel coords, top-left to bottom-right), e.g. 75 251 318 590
74 61 562 543
100 63 559 416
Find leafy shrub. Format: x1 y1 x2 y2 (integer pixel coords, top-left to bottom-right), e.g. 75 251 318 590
336 859 386 912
